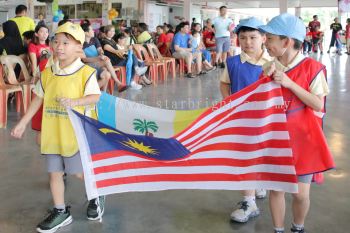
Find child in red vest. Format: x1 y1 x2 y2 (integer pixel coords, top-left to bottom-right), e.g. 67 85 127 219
259 13 335 233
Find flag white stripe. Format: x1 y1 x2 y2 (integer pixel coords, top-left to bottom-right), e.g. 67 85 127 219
176 82 282 141
93 156 149 168
182 112 286 147
97 181 298 195
178 97 285 144
94 165 296 181
188 131 290 151
188 148 293 160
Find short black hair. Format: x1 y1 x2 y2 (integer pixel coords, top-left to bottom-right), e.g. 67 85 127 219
58 19 71 27
192 18 196 21
22 30 34 40
219 6 227 11
237 26 264 36
15 5 27 14
279 35 303 50
313 15 318 18
81 23 90 32
115 33 126 42
138 23 148 32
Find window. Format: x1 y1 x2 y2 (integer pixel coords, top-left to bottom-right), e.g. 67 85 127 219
77 3 102 19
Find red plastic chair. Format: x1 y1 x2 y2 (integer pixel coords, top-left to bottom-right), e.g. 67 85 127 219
107 66 126 95
0 64 24 128
146 43 176 79
0 55 34 113
132 44 166 84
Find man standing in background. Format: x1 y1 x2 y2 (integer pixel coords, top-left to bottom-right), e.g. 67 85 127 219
212 6 234 69
10 5 35 40
308 15 321 32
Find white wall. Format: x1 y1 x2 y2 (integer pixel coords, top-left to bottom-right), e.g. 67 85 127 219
168 6 182 26
146 3 169 32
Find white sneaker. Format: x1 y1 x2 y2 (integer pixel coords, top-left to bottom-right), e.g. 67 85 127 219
130 81 142 90
230 201 260 223
255 189 267 199
135 66 148 76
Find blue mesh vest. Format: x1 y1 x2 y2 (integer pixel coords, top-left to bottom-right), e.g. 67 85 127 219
226 55 263 94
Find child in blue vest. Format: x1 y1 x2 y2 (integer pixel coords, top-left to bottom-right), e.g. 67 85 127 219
259 13 334 233
220 17 270 223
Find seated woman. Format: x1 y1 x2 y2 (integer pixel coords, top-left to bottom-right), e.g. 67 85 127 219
0 20 26 78
101 25 151 88
28 24 52 80
81 23 127 92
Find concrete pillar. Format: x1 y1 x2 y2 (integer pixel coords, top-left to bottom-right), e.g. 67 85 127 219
139 0 148 23
295 6 301 17
279 0 288 14
102 0 112 26
183 0 192 21
26 0 34 18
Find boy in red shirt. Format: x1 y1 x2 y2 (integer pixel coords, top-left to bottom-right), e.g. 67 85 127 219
312 26 324 54
156 25 168 56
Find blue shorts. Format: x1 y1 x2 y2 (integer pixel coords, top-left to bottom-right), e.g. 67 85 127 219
215 37 231 53
298 174 313 184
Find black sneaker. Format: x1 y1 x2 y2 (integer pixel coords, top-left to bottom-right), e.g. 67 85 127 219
186 73 196 78
36 207 72 233
291 226 305 233
220 62 225 69
87 196 106 221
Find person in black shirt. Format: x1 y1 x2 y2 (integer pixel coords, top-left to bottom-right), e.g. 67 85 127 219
327 17 343 54
0 20 25 56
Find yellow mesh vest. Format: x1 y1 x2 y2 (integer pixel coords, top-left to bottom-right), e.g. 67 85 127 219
40 65 96 157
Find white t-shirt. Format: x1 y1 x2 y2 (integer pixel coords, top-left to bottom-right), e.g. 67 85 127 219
212 16 233 38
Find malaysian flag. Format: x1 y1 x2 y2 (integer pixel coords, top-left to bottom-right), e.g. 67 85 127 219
68 77 297 200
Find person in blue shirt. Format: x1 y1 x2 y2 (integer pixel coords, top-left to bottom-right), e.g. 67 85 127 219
172 22 203 78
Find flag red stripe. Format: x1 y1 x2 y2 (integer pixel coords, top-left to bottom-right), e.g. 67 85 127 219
174 85 281 140
184 122 288 149
175 89 283 142
96 172 297 188
93 156 294 174
182 109 287 147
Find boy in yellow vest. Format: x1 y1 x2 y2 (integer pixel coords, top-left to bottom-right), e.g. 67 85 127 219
11 22 104 233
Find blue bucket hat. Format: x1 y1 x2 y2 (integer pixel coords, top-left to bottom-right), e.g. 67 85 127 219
258 13 306 42
234 17 264 33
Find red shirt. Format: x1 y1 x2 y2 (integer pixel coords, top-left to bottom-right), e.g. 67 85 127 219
28 42 51 71
346 24 350 39
166 33 174 43
157 33 168 55
202 30 215 48
308 20 320 32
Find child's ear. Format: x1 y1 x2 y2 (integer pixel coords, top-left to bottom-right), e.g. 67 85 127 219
284 37 292 48
262 35 267 43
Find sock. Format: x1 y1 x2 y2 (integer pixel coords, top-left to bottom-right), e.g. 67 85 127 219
243 195 256 205
274 227 285 233
292 223 304 230
54 204 66 212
